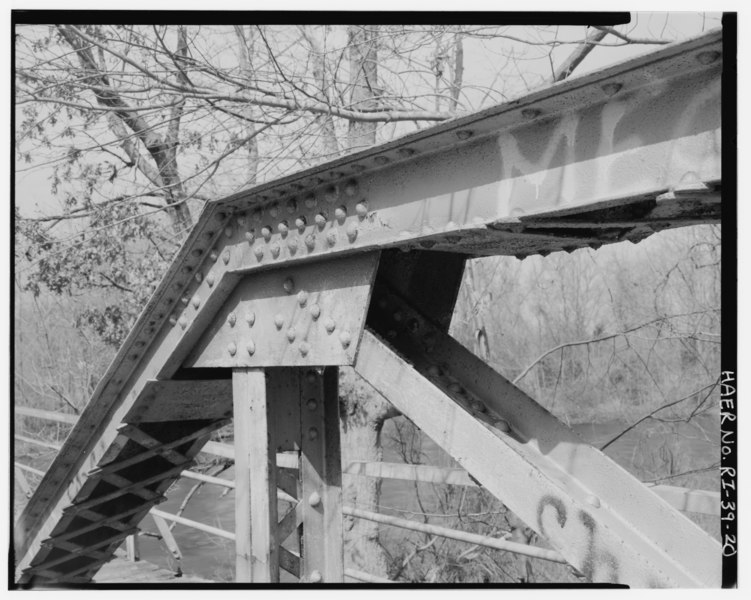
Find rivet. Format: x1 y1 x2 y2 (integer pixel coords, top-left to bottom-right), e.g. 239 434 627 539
246 312 256 327
261 226 272 241
227 312 237 327
191 295 201 309
601 82 622 96
215 212 227 223
305 234 316 251
222 249 230 264
304 194 317 208
287 238 298 253
449 382 463 395
278 221 289 236
254 246 264 261
326 230 337 247
295 216 307 230
589 242 602 250
179 316 188 329
351 164 366 172
286 199 297 213
456 130 473 140
494 419 510 433
586 495 601 508
398 147 416 158
306 369 318 383
246 340 255 355
521 108 541 120
307 398 318 411
314 213 327 228
355 202 368 218
287 328 296 343
169 316 178 326
269 204 279 218
407 318 420 332
227 342 237 356
344 180 359 196
274 314 284 329
308 427 319 441
393 311 403 322
515 254 526 261
299 342 310 356
470 400 485 413
563 246 577 254
192 248 203 258
339 330 352 348
182 266 193 274
270 243 281 258
309 570 322 583
195 272 203 283
697 50 720 65
237 215 247 227
308 491 321 507
297 290 308 306
324 317 336 333
252 209 262 222
427 365 442 377
374 155 389 165
224 226 234 238
420 240 436 249
334 206 347 222
283 278 295 294
324 186 337 203
245 231 255 244
310 304 321 320
209 250 219 262
206 273 215 287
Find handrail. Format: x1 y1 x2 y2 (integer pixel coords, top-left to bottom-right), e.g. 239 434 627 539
343 505 567 564
14 405 722 584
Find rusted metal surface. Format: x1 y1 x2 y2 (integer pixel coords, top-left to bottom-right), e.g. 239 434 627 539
14 29 723 585
185 253 379 368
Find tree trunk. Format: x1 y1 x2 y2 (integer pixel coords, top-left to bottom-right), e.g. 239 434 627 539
347 25 379 151
338 367 399 577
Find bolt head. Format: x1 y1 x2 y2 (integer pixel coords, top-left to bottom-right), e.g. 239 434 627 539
308 491 321 507
222 249 230 264
310 304 321 320
601 82 622 96
270 243 281 258
227 312 237 327
334 207 347 222
308 427 319 441
261 226 272 241
295 216 307 230
191 295 201 309
456 130 473 140
227 342 237 356
324 186 337 203
375 155 389 165
521 108 541 120
586 495 601 508
274 314 284 329
324 317 336 333
304 194 317 208
278 222 289 235
237 215 247 227
309 570 322 583
269 204 279 218
344 180 358 196
299 341 310 356
246 312 256 327
326 231 337 246
283 278 295 294
314 213 327 228
286 199 297 213
179 316 188 329
209 250 219 262
494 419 510 433
306 398 318 411
206 273 215 287
246 340 255 355
355 202 368 218
224 226 234 238
287 238 298 253
697 50 720 65
305 234 316 250
297 290 308 306
287 328 296 343
254 246 264 261
346 223 358 242
339 330 352 348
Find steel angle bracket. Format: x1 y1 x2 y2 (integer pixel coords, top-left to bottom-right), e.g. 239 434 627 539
184 252 380 368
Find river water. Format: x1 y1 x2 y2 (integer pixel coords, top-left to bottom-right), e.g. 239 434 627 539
133 414 719 581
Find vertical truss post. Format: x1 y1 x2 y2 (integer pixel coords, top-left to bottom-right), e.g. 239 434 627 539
299 367 344 583
233 368 279 582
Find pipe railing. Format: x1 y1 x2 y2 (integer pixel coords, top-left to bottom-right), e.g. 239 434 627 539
15 406 721 583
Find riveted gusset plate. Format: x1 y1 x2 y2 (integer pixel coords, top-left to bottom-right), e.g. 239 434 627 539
184 253 380 368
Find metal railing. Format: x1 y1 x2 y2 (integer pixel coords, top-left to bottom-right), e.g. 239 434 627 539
14 406 721 583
